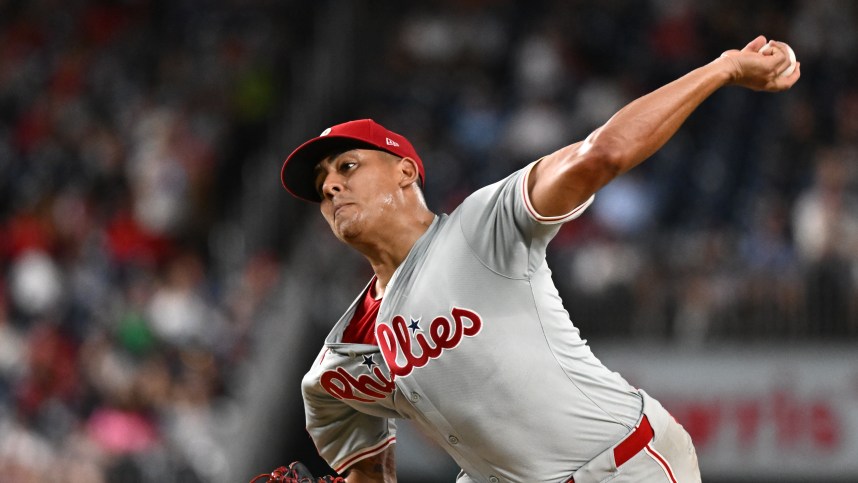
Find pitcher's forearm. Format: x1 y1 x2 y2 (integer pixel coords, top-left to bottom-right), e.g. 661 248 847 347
529 57 736 215
590 56 735 175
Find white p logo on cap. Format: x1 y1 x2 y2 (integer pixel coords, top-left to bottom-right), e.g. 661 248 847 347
320 127 332 136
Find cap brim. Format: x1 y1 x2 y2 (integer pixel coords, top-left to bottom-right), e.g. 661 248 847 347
281 136 378 202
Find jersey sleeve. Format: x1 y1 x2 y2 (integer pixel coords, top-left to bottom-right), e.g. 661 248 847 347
301 350 397 474
457 160 594 278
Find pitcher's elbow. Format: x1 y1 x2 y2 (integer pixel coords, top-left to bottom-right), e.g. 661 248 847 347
574 142 626 184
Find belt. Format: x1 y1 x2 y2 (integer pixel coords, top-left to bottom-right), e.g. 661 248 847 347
566 415 655 483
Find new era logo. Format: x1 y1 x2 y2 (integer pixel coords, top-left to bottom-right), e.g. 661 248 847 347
386 137 400 147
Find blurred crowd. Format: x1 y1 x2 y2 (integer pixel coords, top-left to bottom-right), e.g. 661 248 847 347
0 0 290 480
0 0 857 481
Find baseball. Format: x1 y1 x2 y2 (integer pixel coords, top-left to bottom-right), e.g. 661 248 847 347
759 42 797 77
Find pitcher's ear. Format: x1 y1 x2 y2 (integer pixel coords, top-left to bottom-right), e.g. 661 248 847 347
398 157 420 187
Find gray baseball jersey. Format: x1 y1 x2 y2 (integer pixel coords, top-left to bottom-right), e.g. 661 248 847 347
302 162 666 482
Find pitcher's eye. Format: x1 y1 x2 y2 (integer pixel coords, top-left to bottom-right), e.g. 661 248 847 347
314 175 325 197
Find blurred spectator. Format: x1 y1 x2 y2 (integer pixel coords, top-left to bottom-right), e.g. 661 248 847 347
792 146 858 336
147 252 223 348
736 194 803 336
9 250 64 318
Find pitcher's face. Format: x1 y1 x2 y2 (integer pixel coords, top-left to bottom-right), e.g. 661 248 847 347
315 149 405 243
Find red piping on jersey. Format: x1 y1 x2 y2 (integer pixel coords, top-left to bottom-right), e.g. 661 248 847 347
521 164 590 223
645 444 678 483
333 435 396 474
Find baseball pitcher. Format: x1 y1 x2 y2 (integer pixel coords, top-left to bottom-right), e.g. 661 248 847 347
255 36 799 483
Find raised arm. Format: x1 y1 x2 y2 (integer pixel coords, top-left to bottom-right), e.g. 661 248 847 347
527 35 801 217
344 445 396 483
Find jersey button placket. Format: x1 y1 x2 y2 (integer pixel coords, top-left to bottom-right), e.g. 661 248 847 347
488 477 499 483
447 435 459 445
409 391 420 403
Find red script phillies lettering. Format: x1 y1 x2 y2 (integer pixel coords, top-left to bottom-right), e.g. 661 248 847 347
377 307 482 378
321 366 395 403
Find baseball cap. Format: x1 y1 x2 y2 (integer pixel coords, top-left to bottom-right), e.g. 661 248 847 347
280 119 425 202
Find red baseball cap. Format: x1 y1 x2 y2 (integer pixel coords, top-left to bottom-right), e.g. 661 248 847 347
280 119 425 202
